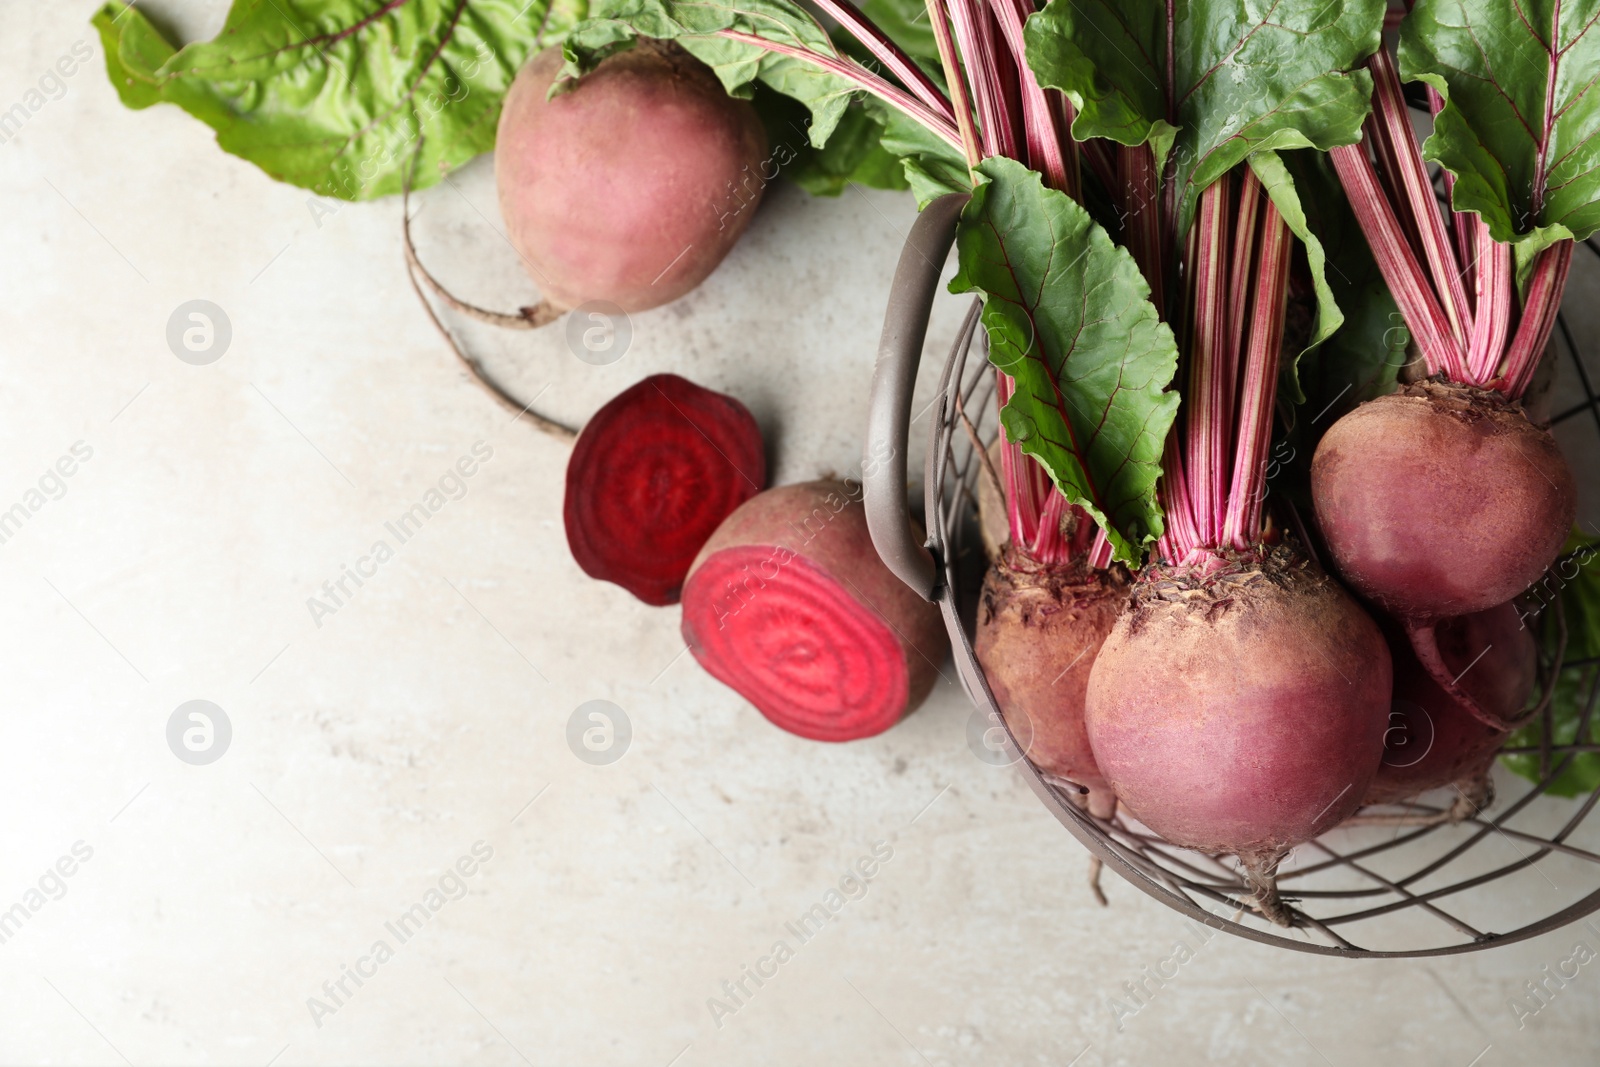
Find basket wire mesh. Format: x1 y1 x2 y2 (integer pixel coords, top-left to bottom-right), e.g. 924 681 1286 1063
924 275 1600 957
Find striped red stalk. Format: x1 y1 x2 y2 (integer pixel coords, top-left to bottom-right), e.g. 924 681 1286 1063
945 0 1015 158
808 0 956 123
1222 201 1292 549
1366 48 1473 355
1503 242 1574 396
717 31 963 152
989 0 1076 197
1330 142 1464 376
1117 143 1165 311
1183 176 1232 546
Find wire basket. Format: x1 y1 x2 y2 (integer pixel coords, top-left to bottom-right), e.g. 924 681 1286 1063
864 196 1600 958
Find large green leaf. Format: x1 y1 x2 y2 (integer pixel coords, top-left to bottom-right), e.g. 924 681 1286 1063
561 0 860 147
92 0 584 200
1400 0 1600 258
870 100 970 207
1266 148 1406 415
753 89 908 195
1023 0 1383 233
950 158 1180 563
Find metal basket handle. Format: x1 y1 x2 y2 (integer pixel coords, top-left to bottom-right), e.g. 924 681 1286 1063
864 193 970 601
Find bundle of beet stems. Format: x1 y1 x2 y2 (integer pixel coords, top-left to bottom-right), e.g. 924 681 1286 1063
561 0 1599 924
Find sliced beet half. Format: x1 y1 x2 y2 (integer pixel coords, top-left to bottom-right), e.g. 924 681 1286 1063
680 481 947 741
564 373 765 606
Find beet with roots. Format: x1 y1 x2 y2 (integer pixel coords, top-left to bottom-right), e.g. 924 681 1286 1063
564 374 765 606
1366 601 1537 807
975 547 1127 817
1311 380 1575 621
680 481 947 741
1085 547 1391 917
496 42 768 315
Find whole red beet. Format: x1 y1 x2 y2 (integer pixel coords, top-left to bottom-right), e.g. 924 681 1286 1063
975 548 1127 818
496 42 767 314
1311 380 1574 621
1086 546 1391 923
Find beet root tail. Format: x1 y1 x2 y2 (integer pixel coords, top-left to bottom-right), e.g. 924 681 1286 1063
1447 768 1495 823
1406 621 1515 732
1239 848 1294 928
1087 856 1108 907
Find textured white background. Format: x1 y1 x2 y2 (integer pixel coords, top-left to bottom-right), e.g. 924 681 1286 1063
2 2 1600 1064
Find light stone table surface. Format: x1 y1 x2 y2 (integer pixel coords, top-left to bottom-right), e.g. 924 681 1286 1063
3 3 1600 1065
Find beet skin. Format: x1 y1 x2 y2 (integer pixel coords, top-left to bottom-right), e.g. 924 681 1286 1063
1311 380 1575 621
1085 548 1391 860
975 548 1128 816
496 42 768 313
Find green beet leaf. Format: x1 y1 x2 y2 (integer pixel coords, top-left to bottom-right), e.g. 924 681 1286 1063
950 157 1180 563
92 0 584 201
1264 148 1407 415
752 90 909 196
1400 0 1600 261
562 0 861 149
870 101 970 207
562 0 968 200
1023 0 1383 234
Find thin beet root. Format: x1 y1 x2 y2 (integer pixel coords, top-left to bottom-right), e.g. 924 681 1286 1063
1238 848 1295 927
1365 602 1536 806
1087 855 1108 907
1311 379 1575 621
680 481 947 741
1086 546 1391 926
496 43 768 316
1404 603 1538 731
975 546 1128 811
564 374 764 606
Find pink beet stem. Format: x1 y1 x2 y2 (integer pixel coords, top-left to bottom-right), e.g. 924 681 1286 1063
1368 49 1474 355
1331 40 1577 400
1183 175 1232 547
1118 143 1165 311
1156 430 1199 563
1224 168 1264 404
717 31 964 154
1465 227 1511 383
994 372 1035 550
989 0 1077 198
1425 83 1477 293
945 0 1014 158
1223 200 1292 549
1330 143 1464 377
1086 528 1114 570
923 0 982 169
808 0 956 124
1503 240 1574 396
